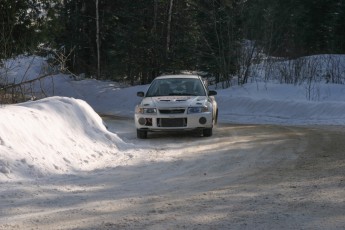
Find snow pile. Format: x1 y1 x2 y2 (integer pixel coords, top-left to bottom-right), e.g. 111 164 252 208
216 82 345 125
0 96 124 181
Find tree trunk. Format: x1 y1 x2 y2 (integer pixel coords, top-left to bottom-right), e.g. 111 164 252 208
96 0 101 79
166 0 174 54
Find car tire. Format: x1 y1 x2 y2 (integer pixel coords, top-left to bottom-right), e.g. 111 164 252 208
215 109 218 125
137 129 148 139
203 128 213 137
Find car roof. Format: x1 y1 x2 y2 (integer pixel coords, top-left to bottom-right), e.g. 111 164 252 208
155 74 201 80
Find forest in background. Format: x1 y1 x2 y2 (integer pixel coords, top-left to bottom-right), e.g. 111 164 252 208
1 0 345 85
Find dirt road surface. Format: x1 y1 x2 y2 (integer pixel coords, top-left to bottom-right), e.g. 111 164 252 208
0 119 344 229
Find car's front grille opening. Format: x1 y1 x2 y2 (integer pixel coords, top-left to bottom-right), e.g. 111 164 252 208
159 109 185 114
157 118 187 127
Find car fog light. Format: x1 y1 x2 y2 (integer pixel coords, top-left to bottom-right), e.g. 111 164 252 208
199 117 207 124
138 117 146 125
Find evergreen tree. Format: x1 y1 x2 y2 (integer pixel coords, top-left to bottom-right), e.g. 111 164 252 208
243 0 345 57
56 0 203 83
0 0 48 59
193 0 243 85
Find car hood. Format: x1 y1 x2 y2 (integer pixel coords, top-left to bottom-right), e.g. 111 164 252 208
140 96 209 108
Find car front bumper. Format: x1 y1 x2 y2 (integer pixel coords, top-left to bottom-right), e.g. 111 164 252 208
135 112 214 131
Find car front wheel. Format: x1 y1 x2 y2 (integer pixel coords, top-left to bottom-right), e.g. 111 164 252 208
137 129 147 139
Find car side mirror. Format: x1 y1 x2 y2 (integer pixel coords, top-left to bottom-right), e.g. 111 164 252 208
208 90 217 96
137 91 145 97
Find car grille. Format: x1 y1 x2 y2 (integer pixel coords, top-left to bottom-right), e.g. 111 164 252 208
157 118 187 127
159 109 185 114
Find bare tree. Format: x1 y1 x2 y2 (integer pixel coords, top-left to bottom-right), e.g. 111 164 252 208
96 0 101 79
0 56 52 104
0 46 78 104
166 0 174 54
237 41 259 85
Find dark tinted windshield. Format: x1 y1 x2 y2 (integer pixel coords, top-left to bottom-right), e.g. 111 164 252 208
146 78 207 97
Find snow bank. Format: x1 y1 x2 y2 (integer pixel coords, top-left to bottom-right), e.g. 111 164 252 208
0 96 123 181
216 82 345 125
218 96 345 125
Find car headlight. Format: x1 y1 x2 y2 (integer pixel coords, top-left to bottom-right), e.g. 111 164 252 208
136 107 157 114
187 106 209 113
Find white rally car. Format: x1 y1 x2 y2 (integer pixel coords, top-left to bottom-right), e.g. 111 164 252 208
135 75 218 139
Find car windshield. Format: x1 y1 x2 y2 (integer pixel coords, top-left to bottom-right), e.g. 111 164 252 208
145 78 207 97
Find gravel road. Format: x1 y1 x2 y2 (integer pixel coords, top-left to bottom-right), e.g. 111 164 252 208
0 119 344 229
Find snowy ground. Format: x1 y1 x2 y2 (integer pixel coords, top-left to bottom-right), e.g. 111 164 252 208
0 55 344 229
0 119 344 229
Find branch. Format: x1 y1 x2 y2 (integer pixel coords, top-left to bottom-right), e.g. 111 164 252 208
1 73 54 90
